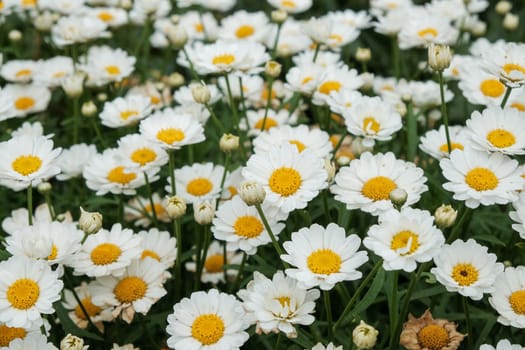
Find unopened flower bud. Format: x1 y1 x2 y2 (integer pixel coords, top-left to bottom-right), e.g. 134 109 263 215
8 30 22 43
170 14 180 24
495 1 512 15
355 48 371 63
34 11 55 31
324 158 336 184
81 101 97 117
265 60 282 78
396 102 407 117
37 182 52 194
97 92 108 102
194 201 215 225
191 84 211 104
503 13 519 31
61 73 84 98
470 21 486 36
239 181 266 206
120 0 132 10
428 44 452 72
434 204 457 229
389 188 407 208
167 195 187 219
352 320 379 349
336 155 351 167
219 133 239 153
56 213 67 222
167 25 188 48
165 72 185 87
60 334 85 350
351 138 373 157
271 9 288 24
78 207 103 235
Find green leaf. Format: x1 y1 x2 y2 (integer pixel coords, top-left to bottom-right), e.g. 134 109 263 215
53 301 104 341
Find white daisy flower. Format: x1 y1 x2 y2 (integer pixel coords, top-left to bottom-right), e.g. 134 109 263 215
137 227 177 271
0 135 61 192
2 84 51 119
173 82 222 106
87 7 128 27
281 223 369 290
178 11 219 42
489 266 525 328
56 143 97 181
285 63 325 95
71 223 143 277
51 15 109 47
466 106 525 155
218 10 271 43
419 125 470 160
326 88 364 115
458 63 507 106
268 19 312 57
507 87 525 113
217 73 264 100
0 256 63 328
310 343 343 350
32 56 75 88
431 239 504 300
480 339 525 350
168 162 225 204
127 81 172 109
38 0 85 14
363 208 445 272
125 194 171 228
331 152 428 216
243 108 299 136
11 121 51 139
242 144 328 213
78 45 136 87
212 195 287 255
482 42 525 88
198 0 236 12
116 133 168 173
7 333 57 350
409 80 454 109
443 54 476 80
0 321 41 349
0 59 39 83
439 148 524 208
129 0 171 24
238 271 320 338
510 193 525 240
398 13 459 49
166 289 249 350
374 6 416 36
267 0 312 13
100 96 153 128
312 65 363 106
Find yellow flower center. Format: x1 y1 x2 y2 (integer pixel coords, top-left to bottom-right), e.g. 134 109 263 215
486 129 516 148
212 54 235 66
509 290 525 315
15 69 32 77
47 244 58 260
307 249 342 274
464 167 498 191
361 176 397 201
254 117 278 130
418 27 438 38
451 263 479 286
479 79 505 98
156 128 185 145
74 297 102 320
204 254 224 273
120 110 139 120
90 243 122 265
114 276 147 303
281 0 296 8
7 278 40 310
228 186 238 197
390 230 420 256
289 140 306 152
275 296 291 307
233 215 264 238
0 325 26 347
107 166 137 185
52 71 66 78
98 11 114 22
439 142 464 153
194 23 204 33
186 177 213 196
12 155 42 176
141 249 161 261
14 96 35 110
363 116 381 134
144 203 165 216
329 34 344 43
191 314 225 345
150 96 161 105
302 76 313 85
22 0 36 6
269 167 302 197
131 147 157 166
503 63 525 80
235 25 255 38
318 81 342 95
105 65 121 75
417 324 449 350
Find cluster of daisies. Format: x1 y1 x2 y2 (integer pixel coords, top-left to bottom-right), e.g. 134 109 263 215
1 0 525 349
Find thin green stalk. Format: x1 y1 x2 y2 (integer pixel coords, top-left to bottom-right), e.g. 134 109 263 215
406 100 417 161
324 290 333 340
174 218 182 301
312 43 321 63
463 296 473 350
144 172 158 226
331 129 348 161
134 19 151 59
255 204 289 269
237 76 250 126
275 332 283 350
224 73 241 133
438 71 452 155
223 242 228 283
27 184 33 225
90 118 107 148
182 47 200 81
392 37 400 80
195 225 211 290
388 271 399 344
500 85 513 108
271 23 283 59
205 104 225 134
44 193 56 220
231 252 247 293
446 206 470 244
168 150 176 195
261 78 275 131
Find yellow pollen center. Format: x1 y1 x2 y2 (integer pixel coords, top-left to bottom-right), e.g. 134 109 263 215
302 76 313 84
0 325 26 346
503 63 525 80
156 128 185 145
22 0 36 6
12 155 42 176
120 110 139 120
98 11 114 22
204 254 224 273
451 263 479 286
391 230 420 255
114 276 147 303
15 69 32 77
417 324 449 350
192 314 225 345
90 243 122 265
212 54 235 66
361 176 397 201
52 71 66 78
194 23 204 33
144 203 165 216
269 167 302 197
186 177 213 196
131 147 157 166
254 117 278 130
7 278 40 310
289 140 306 152
141 249 161 261
452 68 459 76
275 296 291 307
105 65 121 75
363 116 381 133
479 79 505 98
107 166 137 185
486 129 516 148
14 96 35 110
465 167 498 191
509 290 525 315
233 216 264 238
418 27 438 38
439 142 464 153
235 25 255 38
318 81 342 95
47 244 58 260
228 186 238 197
150 96 161 104
329 34 344 43
511 102 525 111
281 0 296 8
307 249 342 274
74 297 102 320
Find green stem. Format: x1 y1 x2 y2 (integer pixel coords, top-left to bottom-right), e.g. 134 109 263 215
271 23 283 59
27 184 33 225
392 36 400 80
312 43 321 63
438 71 452 155
90 118 107 148
168 150 176 195
231 252 247 292
223 242 228 284
144 172 158 226
44 193 56 220
331 129 348 161
275 332 283 350
261 78 274 131
237 75 249 124
255 204 289 269
446 206 470 244
388 271 399 344
224 73 241 134
205 104 225 134
463 296 473 350
182 47 200 81
500 85 513 108
195 225 211 291
406 100 417 161
324 290 333 340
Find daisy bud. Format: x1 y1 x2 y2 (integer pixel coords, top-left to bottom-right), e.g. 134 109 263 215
170 14 180 24
271 9 288 24
97 92 108 102
81 101 97 117
351 137 373 157
324 158 336 184
495 1 512 15
239 181 266 206
78 207 103 235
167 195 187 219
352 320 379 350
56 213 67 222
428 44 452 72
60 334 85 350
37 181 52 194
355 48 371 63
165 72 185 87
167 25 188 48
34 11 55 31
61 73 84 98
8 30 22 43
389 188 407 208
503 13 519 31
120 0 132 9
336 155 351 167
265 60 282 78
434 204 457 229
194 201 215 225
191 84 211 104
219 133 239 153
470 21 487 36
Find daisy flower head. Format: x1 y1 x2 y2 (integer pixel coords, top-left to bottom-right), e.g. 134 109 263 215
186 240 243 284
129 0 171 24
217 10 271 43
312 65 363 106
480 339 525 350
466 106 525 155
86 7 128 27
326 88 364 115
0 321 41 349
212 195 287 255
510 193 525 239
419 125 470 160
489 266 525 328
431 239 504 300
482 42 525 88
51 15 109 47
0 135 61 191
169 162 225 204
266 0 313 13
137 228 177 271
439 147 524 208
32 56 75 88
2 84 51 119
100 95 153 128
269 19 312 57
243 108 299 136
7 333 57 350
284 64 324 96
78 45 135 87
125 193 171 228
166 289 249 350
311 343 342 350
71 223 143 277
281 223 369 290
331 152 428 216
242 143 328 213
364 207 445 272
217 72 264 100
38 0 85 15
507 88 525 113
398 12 459 49
409 80 454 109
0 255 63 328
56 143 97 181
127 81 172 110
237 271 320 338
458 63 508 107
0 59 39 83
139 108 205 150
116 133 168 172
177 11 219 42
